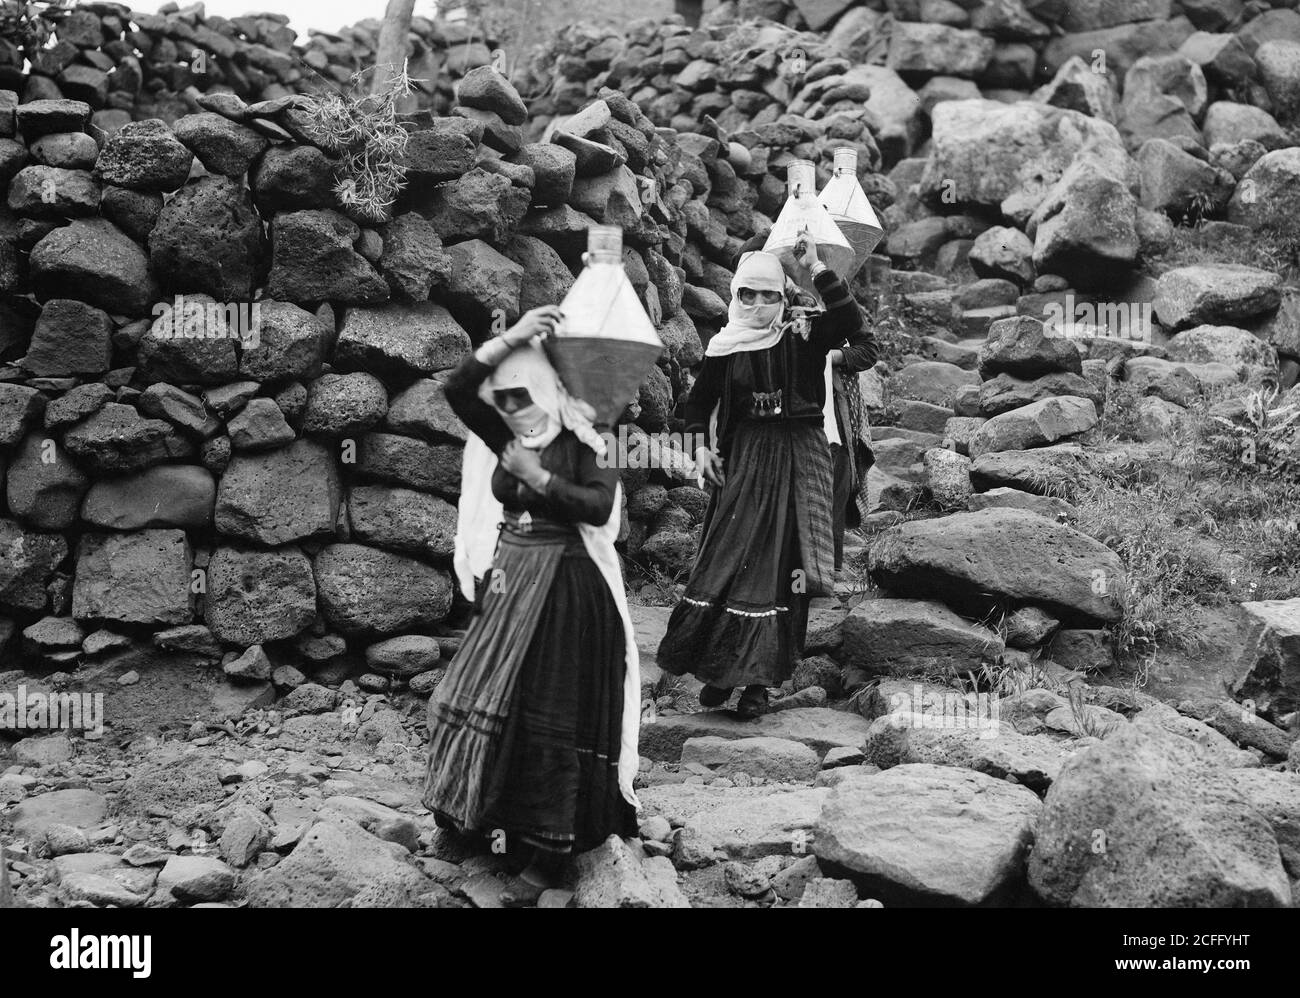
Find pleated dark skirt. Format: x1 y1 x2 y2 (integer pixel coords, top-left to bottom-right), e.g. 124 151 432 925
657 418 835 689
422 524 636 856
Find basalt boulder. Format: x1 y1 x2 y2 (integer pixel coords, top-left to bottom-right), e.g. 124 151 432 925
869 507 1124 623
150 176 264 302
1028 723 1291 906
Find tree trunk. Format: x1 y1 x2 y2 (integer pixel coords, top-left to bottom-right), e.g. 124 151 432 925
371 0 417 95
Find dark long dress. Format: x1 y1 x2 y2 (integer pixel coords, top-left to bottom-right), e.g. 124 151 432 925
657 267 876 690
421 355 636 855
733 238 876 543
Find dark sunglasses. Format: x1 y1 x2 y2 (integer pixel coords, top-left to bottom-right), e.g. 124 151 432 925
493 387 533 413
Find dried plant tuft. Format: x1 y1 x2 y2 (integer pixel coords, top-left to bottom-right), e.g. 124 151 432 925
297 63 422 223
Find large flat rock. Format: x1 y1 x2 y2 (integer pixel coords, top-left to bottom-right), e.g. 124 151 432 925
214 439 340 546
969 442 1089 495
868 507 1125 624
1228 768 1300 877
840 598 1004 678
10 789 108 839
1153 264 1283 331
863 715 1078 794
638 707 870 762
71 529 193 626
680 736 821 784
967 396 1098 457
814 764 1042 905
335 301 470 378
637 784 829 859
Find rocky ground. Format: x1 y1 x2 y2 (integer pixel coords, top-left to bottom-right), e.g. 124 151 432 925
3 584 1299 909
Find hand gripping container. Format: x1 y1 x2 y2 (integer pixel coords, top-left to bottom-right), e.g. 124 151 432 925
545 225 665 426
762 159 854 294
817 147 883 281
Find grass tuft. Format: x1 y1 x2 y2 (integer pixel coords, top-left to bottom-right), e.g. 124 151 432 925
1072 383 1300 664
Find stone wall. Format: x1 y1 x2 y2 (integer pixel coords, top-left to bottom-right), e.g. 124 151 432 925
0 2 498 125
0 4 828 684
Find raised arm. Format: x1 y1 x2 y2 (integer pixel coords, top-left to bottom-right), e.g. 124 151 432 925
808 267 872 361
442 354 513 453
442 306 566 454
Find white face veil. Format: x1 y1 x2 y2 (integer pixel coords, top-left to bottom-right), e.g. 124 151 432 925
479 341 564 450
706 251 790 358
476 338 609 459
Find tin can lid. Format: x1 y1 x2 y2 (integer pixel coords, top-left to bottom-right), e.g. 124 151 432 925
787 159 816 197
587 224 623 261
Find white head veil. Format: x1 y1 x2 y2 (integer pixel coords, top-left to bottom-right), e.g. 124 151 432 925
706 251 789 358
478 340 607 457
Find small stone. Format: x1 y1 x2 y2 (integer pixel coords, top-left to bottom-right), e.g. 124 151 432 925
94 119 193 192
44 822 90 856
121 843 173 867
156 855 236 902
224 645 272 682
226 397 294 451
154 624 222 658
373 817 420 853
364 635 440 678
723 860 772 899
798 877 860 908
235 760 269 781
638 815 673 843
82 629 131 656
357 673 391 693
771 854 822 901
460 872 506 908
821 746 866 769
670 826 719 871
219 809 269 868
272 665 306 690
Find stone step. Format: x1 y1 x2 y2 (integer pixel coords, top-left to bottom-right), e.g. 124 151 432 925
637 783 830 860
638 706 870 762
